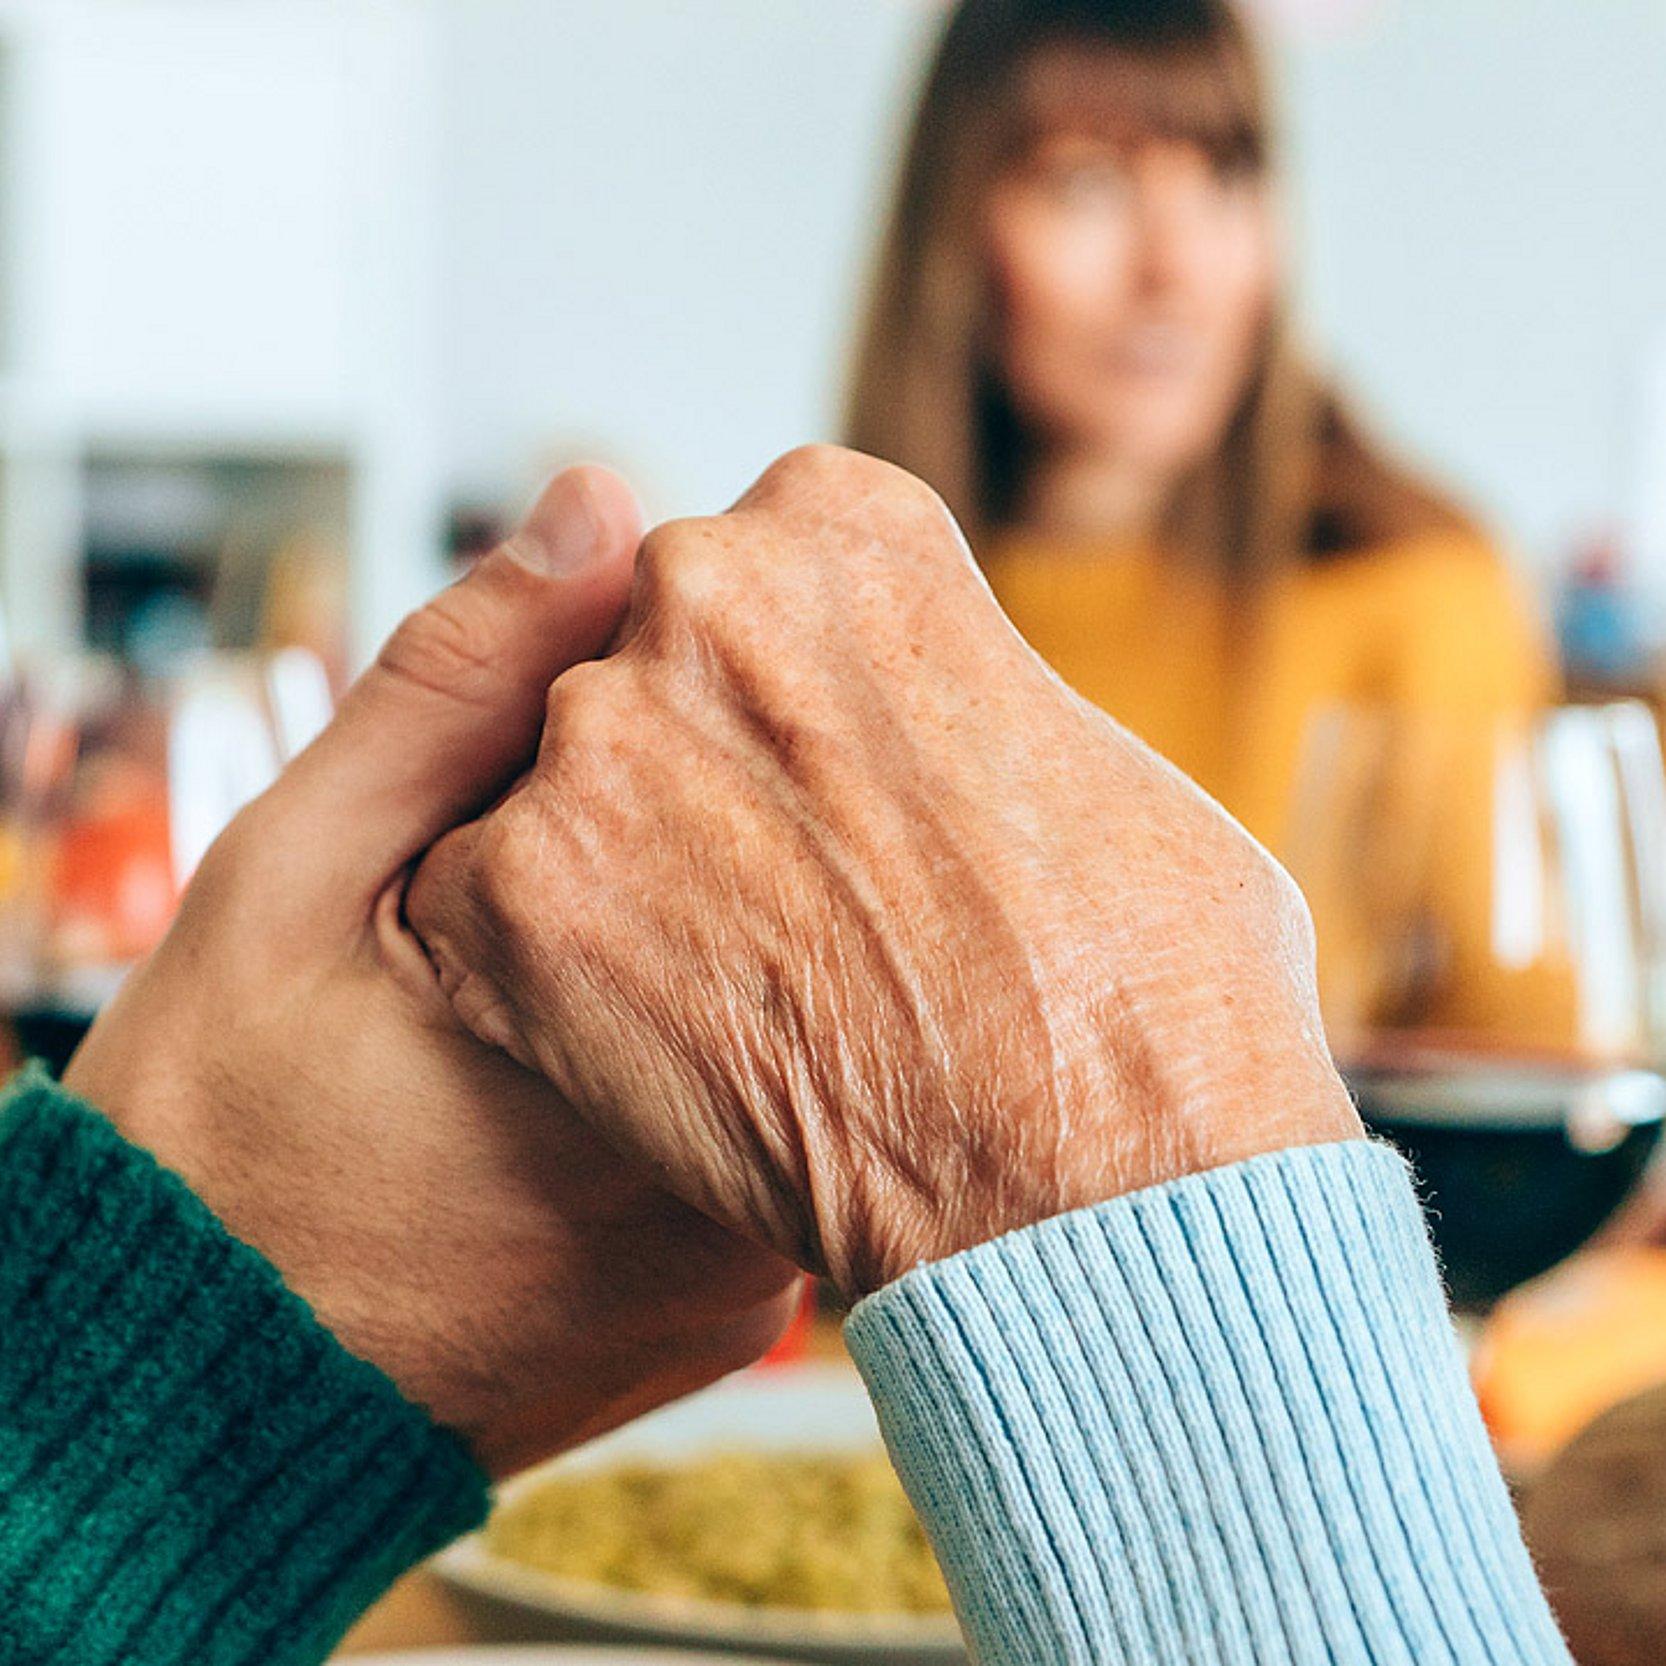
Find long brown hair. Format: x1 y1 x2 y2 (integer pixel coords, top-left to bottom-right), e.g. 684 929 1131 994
845 0 1473 580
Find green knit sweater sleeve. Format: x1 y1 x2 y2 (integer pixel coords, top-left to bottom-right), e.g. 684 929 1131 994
0 1066 488 1666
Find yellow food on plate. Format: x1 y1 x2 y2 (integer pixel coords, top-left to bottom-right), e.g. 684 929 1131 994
485 1451 952 1615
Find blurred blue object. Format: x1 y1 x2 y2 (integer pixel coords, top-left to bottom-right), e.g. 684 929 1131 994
1559 535 1648 683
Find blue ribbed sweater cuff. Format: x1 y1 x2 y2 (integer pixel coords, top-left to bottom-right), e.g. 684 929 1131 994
847 1139 1571 1665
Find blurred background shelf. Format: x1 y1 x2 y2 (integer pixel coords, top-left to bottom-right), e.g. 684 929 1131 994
0 0 443 673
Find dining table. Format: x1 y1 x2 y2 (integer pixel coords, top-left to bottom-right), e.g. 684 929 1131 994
338 1567 544 1653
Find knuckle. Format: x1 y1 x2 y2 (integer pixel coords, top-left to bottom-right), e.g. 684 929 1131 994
864 451 949 517
636 516 733 614
760 443 942 515
766 442 861 490
753 447 962 584
1250 849 1318 953
472 809 536 931
376 588 502 709
468 791 592 984
543 659 631 757
418 800 547 966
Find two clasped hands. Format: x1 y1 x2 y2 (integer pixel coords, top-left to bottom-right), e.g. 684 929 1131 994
48 447 1570 1664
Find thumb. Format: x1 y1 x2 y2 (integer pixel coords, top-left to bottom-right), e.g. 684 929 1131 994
271 464 641 898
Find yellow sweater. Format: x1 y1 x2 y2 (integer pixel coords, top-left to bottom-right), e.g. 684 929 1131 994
982 529 1551 851
984 530 1562 1046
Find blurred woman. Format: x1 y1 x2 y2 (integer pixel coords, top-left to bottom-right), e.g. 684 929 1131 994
847 0 1552 853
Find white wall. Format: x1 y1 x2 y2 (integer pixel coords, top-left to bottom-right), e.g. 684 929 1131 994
435 0 1666 584
434 0 935 522
0 0 443 657
1281 0 1666 576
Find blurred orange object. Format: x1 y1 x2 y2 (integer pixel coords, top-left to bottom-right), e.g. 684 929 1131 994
48 756 177 966
756 1278 819 1368
0 822 28 902
1475 1247 1666 1474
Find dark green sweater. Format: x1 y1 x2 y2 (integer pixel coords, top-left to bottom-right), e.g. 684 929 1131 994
0 1067 486 1666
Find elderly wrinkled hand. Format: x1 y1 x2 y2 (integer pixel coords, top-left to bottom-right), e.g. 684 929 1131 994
407 445 1361 1296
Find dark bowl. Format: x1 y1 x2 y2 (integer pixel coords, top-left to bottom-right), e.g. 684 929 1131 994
1348 1064 1666 1312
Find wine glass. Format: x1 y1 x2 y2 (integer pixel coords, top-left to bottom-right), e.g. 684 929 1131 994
0 648 332 1072
1281 702 1666 1312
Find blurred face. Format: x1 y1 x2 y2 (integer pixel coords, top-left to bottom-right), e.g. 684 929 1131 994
986 126 1278 477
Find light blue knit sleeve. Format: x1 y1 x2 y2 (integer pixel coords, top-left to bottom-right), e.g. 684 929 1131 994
844 1139 1571 1665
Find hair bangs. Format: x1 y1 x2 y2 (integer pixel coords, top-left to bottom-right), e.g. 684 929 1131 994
1010 31 1268 172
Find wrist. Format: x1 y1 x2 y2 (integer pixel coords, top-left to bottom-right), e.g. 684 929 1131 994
849 1047 1360 1296
63 1012 448 1435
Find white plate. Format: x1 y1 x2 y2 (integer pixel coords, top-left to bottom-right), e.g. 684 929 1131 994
432 1366 965 1665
